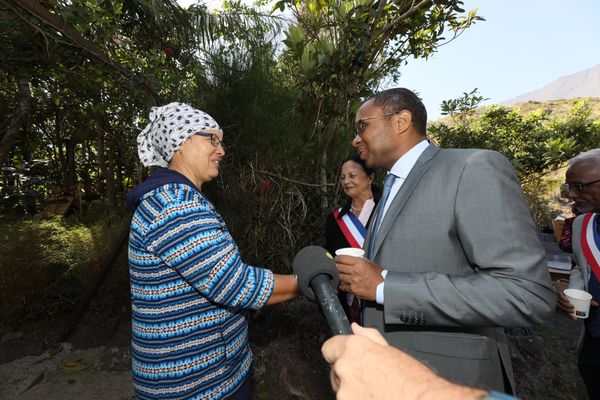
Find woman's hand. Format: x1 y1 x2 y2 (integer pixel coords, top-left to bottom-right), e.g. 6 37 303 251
557 292 576 319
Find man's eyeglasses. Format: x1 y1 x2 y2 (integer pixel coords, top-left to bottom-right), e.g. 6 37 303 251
195 132 225 149
355 112 397 137
563 178 600 193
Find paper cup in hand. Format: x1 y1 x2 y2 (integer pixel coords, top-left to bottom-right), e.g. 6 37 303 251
335 248 365 258
563 288 593 319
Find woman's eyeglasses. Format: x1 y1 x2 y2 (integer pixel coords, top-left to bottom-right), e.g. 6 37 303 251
195 132 225 149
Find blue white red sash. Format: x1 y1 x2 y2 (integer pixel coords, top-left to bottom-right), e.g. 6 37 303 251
333 208 366 249
580 212 600 282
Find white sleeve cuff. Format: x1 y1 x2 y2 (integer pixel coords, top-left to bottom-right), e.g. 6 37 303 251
376 269 388 304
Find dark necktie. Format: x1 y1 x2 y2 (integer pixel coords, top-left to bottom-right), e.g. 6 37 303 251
349 296 361 324
367 173 396 259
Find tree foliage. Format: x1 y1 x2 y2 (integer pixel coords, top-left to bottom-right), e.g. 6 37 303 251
273 0 482 210
0 0 287 210
3 0 599 321
430 92 599 181
430 92 600 229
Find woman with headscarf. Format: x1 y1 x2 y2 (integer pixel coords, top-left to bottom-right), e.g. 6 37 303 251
325 154 378 323
126 103 300 400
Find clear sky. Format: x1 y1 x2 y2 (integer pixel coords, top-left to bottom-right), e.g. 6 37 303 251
394 0 600 119
182 0 600 120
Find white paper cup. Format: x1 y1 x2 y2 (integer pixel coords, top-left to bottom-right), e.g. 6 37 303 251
563 288 593 319
335 248 365 258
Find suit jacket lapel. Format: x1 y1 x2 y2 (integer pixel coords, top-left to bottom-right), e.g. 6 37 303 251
371 144 440 258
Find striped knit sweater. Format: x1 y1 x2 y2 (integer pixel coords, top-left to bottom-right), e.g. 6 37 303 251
128 183 274 399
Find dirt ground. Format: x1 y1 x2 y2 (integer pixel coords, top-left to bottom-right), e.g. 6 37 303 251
0 296 590 400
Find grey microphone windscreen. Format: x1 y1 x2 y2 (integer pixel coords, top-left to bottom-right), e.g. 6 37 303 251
293 245 339 300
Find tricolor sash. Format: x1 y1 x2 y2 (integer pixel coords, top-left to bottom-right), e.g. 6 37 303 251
581 212 600 282
333 208 366 249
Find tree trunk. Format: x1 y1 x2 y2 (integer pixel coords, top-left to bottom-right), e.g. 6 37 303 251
63 139 76 193
0 73 31 166
319 151 328 214
106 136 117 207
53 114 68 195
95 110 117 206
96 128 108 201
317 93 348 215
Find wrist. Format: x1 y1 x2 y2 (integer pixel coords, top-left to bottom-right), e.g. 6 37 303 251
415 377 486 400
478 391 520 400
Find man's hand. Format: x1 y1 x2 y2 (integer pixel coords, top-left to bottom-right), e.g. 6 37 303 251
321 323 487 400
335 255 383 301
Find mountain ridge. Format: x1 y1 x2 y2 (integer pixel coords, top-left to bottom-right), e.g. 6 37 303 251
502 64 600 105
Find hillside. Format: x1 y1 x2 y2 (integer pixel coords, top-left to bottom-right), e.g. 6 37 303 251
511 98 600 120
432 97 600 126
503 64 600 105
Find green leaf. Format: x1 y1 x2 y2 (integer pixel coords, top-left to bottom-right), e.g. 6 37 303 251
301 45 316 75
256 389 270 399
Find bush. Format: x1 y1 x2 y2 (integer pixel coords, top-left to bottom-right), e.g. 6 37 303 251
521 179 562 232
0 214 130 324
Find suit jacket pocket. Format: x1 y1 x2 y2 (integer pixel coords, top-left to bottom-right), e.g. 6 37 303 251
412 331 492 360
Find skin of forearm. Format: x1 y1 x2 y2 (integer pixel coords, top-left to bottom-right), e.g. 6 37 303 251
266 274 301 305
349 339 487 400
414 378 487 400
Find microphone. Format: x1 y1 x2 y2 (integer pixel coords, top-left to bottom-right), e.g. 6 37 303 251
293 246 352 335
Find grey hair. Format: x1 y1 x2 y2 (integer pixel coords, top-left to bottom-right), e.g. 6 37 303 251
568 148 600 166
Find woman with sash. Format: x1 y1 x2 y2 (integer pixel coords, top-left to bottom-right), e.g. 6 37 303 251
325 154 378 323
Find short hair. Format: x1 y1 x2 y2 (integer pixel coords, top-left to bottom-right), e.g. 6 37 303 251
568 148 600 166
340 154 375 177
369 88 427 136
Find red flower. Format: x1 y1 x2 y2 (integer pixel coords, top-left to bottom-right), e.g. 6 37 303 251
260 181 271 191
163 47 174 56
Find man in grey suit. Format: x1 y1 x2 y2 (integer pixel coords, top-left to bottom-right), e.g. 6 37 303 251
336 88 556 394
557 149 600 399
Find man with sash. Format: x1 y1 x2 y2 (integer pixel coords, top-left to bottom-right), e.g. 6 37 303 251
558 148 600 399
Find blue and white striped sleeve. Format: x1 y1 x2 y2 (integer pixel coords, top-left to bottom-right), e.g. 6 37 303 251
145 199 274 309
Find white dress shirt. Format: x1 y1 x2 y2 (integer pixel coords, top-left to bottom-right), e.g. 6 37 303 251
376 140 430 304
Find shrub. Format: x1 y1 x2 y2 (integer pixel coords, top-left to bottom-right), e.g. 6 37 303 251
0 214 129 324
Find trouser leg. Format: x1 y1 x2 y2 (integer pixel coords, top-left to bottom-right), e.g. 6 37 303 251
578 334 600 400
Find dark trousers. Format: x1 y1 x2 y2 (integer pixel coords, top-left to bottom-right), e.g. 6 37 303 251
578 334 600 400
225 376 252 400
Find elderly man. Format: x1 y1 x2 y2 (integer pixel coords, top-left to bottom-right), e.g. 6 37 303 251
557 148 600 399
335 88 556 393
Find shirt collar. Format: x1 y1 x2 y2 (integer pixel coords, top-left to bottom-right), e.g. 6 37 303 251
389 140 430 179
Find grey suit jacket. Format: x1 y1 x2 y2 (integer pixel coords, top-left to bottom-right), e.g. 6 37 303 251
362 145 556 393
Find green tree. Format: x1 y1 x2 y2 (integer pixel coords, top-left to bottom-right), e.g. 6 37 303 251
272 0 481 211
430 94 599 181
429 92 600 228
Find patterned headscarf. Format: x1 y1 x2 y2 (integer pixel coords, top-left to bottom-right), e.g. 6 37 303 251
137 102 222 167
